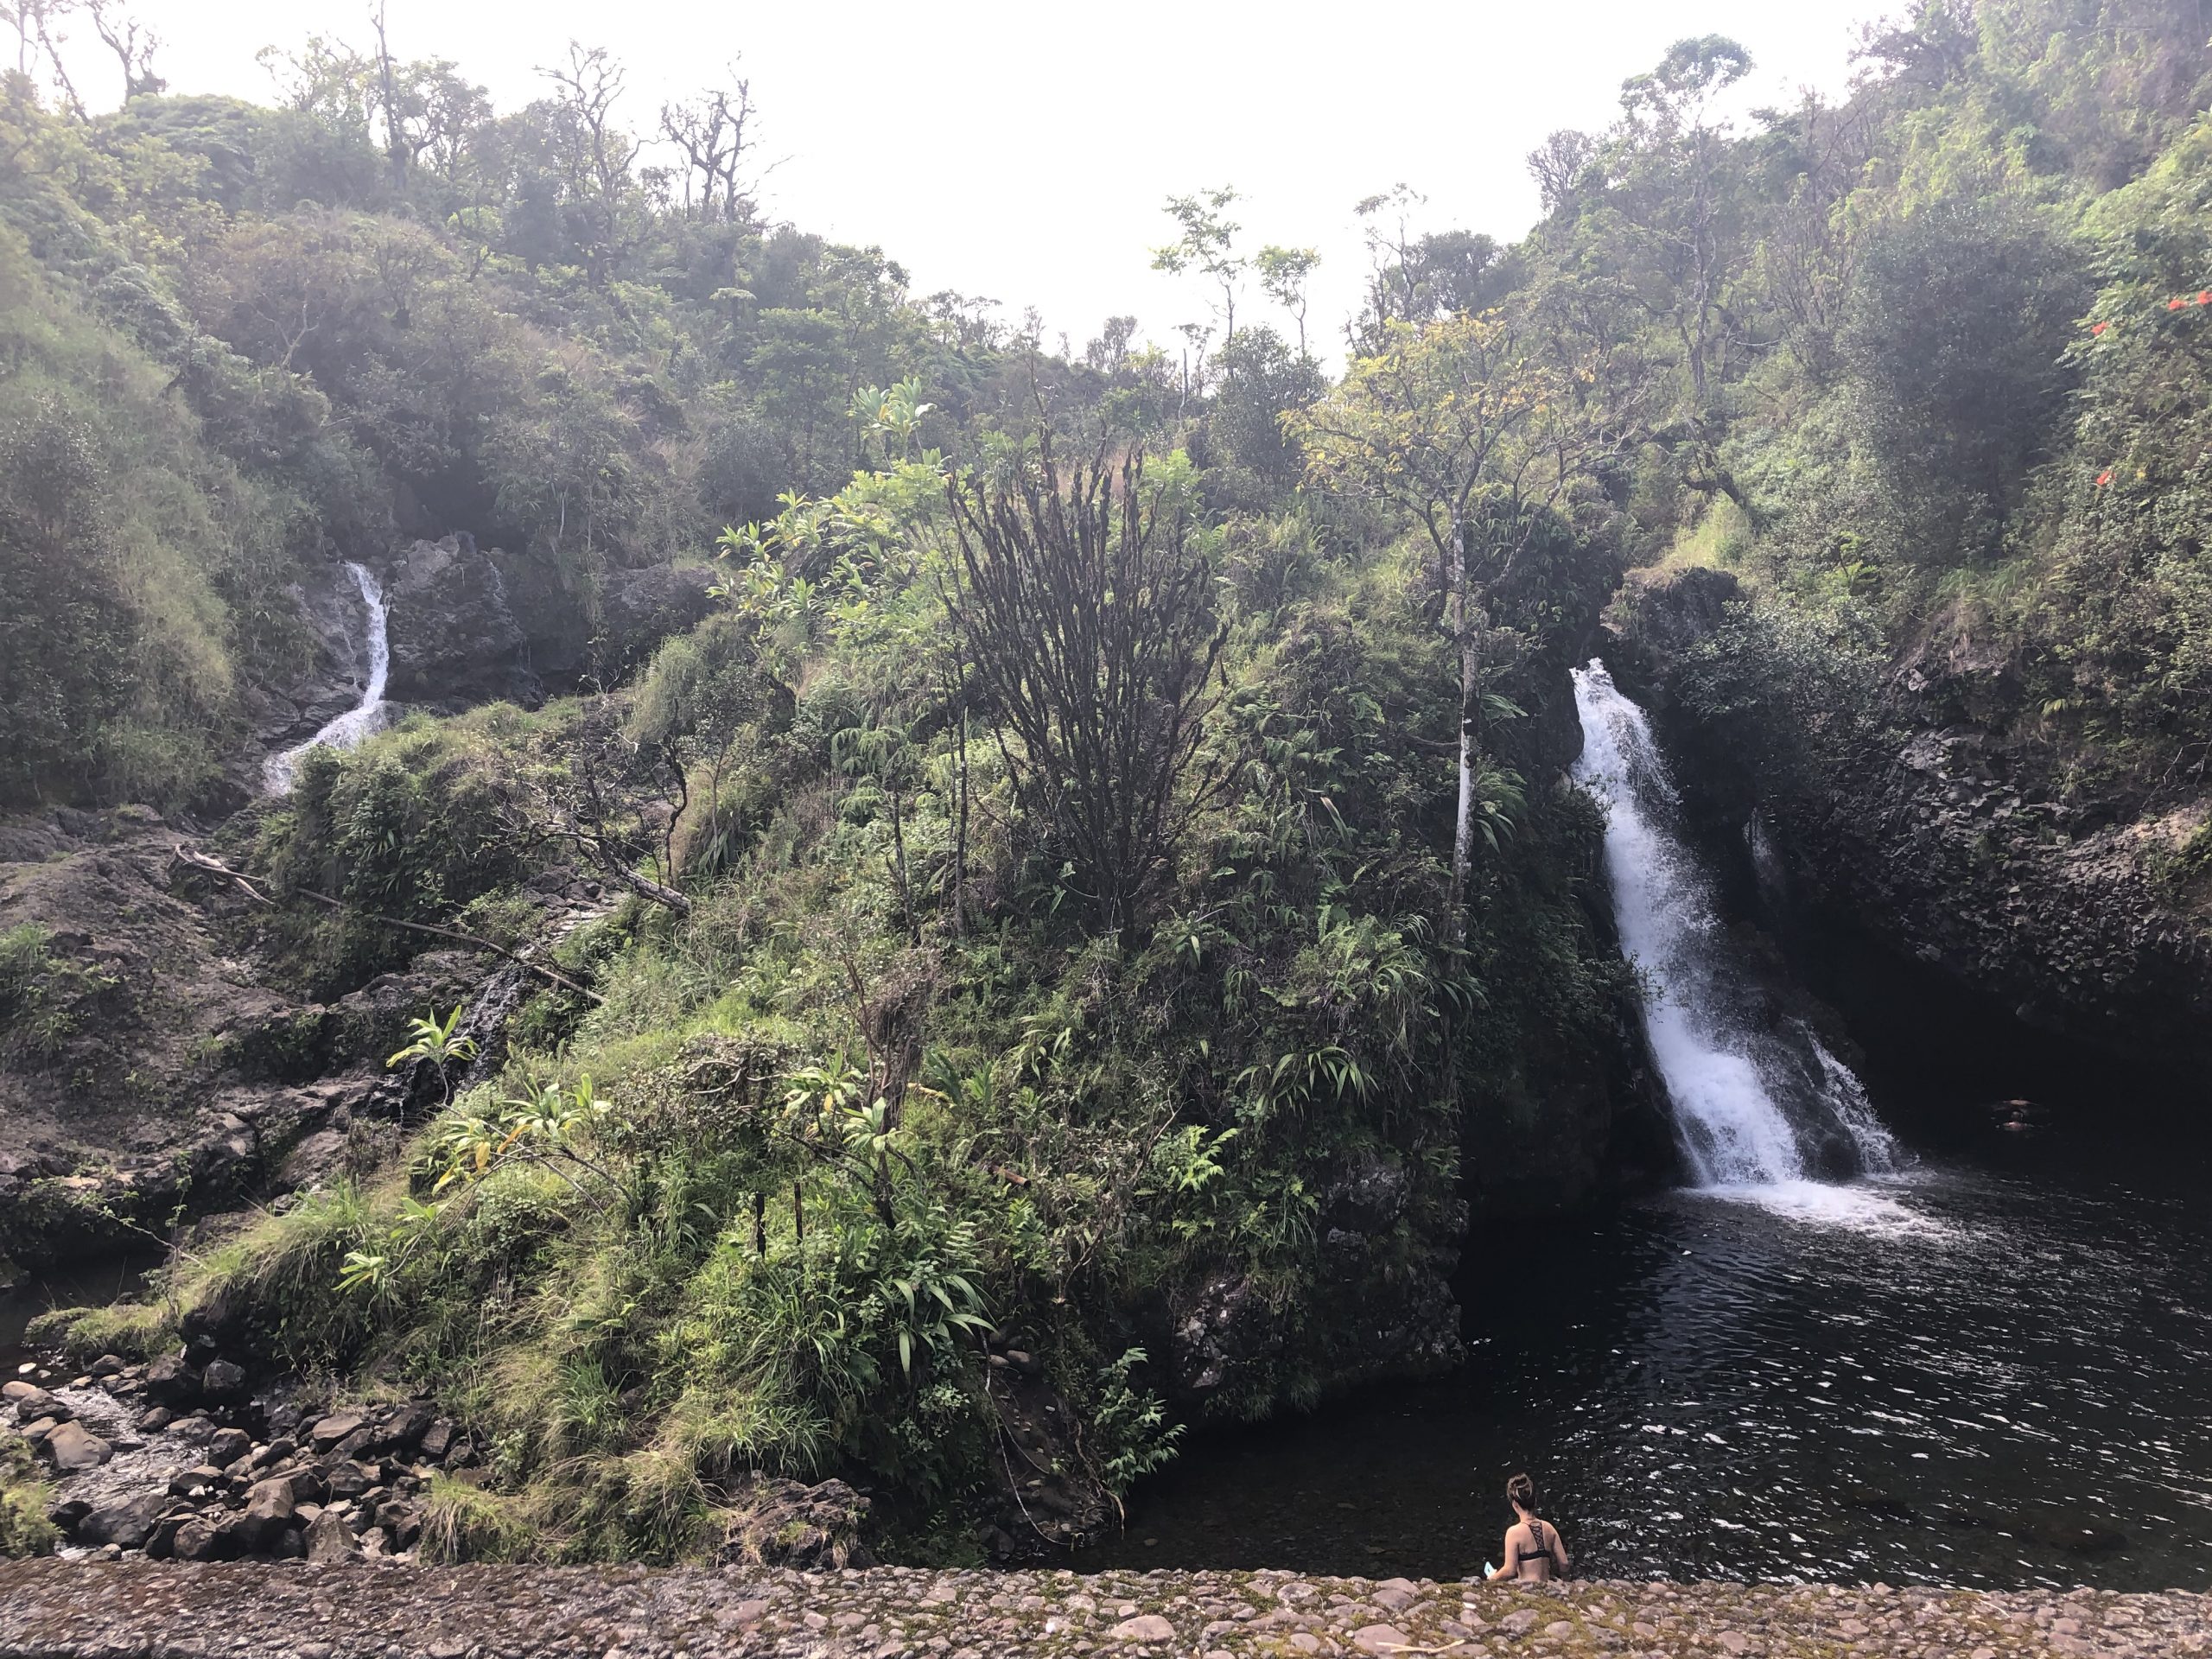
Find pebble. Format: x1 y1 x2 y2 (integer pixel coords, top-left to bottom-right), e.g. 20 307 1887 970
0 1559 2205 1657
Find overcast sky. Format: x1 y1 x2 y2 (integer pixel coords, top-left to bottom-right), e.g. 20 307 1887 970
48 0 1891 359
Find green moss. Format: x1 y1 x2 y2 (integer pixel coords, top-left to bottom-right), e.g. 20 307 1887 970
26 1297 174 1363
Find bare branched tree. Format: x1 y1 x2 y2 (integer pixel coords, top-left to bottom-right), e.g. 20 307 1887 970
86 0 160 99
660 66 755 223
537 41 640 285
940 439 1226 931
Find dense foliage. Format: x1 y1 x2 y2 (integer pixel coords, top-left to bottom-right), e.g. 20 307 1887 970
31 0 2212 1569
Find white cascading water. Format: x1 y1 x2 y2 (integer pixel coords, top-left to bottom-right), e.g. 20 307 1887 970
263 562 389 793
1571 659 1900 1188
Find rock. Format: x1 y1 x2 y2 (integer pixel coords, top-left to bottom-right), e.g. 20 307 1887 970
3 1382 65 1422
323 1460 373 1500
383 538 535 706
372 1401 434 1454
304 1509 359 1562
86 1354 124 1379
276 1128 349 1188
42 1419 111 1471
238 1476 297 1546
43 1497 91 1532
168 1465 221 1497
200 1357 248 1403
134 1406 174 1433
180 1292 248 1363
143 1353 201 1406
78 1493 163 1550
308 1410 366 1452
416 1418 456 1461
1351 1626 1414 1656
169 1516 230 1562
207 1426 252 1465
1111 1614 1178 1642
375 1497 422 1550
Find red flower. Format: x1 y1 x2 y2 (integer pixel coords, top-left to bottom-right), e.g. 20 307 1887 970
2171 297 2187 310
2198 292 2210 305
2091 321 2110 335
2097 470 2114 486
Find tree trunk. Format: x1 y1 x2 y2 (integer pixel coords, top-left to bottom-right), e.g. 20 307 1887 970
1448 512 1479 947
888 780 918 944
951 660 970 937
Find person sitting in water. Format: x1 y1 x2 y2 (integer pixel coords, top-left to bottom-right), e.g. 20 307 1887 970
1486 1473 1569 1583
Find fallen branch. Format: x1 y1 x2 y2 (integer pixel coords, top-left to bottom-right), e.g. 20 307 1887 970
172 844 606 1005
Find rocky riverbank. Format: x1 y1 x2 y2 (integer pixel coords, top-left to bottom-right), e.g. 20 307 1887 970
0 1559 2202 1657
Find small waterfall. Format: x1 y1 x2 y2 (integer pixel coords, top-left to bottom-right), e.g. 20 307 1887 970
264 562 389 793
1570 659 1900 1186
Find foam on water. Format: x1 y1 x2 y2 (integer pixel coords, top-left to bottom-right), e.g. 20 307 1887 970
1695 1176 1948 1238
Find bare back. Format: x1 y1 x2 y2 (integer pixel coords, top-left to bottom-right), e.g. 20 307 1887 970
1503 1516 1567 1582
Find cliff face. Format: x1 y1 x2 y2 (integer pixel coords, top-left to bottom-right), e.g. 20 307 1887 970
1616 568 2212 1078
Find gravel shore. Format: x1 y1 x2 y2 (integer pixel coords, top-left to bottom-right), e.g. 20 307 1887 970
0 1560 2205 1657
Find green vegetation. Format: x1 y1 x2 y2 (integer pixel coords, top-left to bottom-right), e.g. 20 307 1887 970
21 0 2210 1568
0 1436 56 1557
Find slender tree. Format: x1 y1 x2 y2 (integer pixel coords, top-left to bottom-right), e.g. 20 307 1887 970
1296 306 1641 940
938 440 1225 931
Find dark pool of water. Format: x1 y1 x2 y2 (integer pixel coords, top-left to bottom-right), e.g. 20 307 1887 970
0 1254 152 1377
1083 1116 2212 1591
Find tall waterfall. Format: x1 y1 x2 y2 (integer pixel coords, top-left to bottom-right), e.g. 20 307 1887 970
264 562 389 793
1571 659 1899 1186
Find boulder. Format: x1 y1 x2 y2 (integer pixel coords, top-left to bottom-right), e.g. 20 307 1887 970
180 1292 248 1363
238 1475 297 1546
207 1426 252 1466
143 1354 202 1406
416 1418 456 1461
43 1420 111 1471
3 1382 65 1423
308 1410 366 1452
324 1460 374 1500
86 1354 124 1379
168 1413 215 1446
168 1465 223 1497
135 1406 174 1433
200 1358 249 1403
169 1516 230 1562
372 1401 434 1454
303 1508 359 1563
79 1493 164 1550
376 1497 423 1551
383 537 535 707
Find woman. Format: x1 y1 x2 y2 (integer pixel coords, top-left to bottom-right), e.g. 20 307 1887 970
1486 1473 1569 1583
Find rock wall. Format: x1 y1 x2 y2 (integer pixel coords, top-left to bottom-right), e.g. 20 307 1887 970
1615 567 2212 1078
377 537 719 711
0 1558 2199 1657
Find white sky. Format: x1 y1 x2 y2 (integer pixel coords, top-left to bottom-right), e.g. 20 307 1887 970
49 0 1891 359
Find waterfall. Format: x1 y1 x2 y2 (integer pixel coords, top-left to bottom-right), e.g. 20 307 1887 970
1570 659 1900 1187
264 562 389 793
